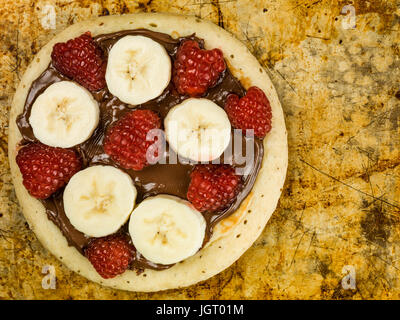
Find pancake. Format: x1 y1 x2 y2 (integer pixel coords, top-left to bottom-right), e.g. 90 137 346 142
8 13 288 292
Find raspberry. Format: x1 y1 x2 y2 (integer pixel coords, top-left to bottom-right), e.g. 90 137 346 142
85 234 134 279
187 164 242 213
16 143 81 199
51 32 106 91
224 86 272 138
104 109 162 171
173 40 226 96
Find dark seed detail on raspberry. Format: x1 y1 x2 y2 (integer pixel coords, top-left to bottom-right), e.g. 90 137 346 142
85 234 134 279
187 164 242 213
103 109 162 171
51 32 106 91
173 40 226 97
224 86 272 138
16 143 81 199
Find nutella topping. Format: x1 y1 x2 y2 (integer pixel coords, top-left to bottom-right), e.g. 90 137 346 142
16 29 264 271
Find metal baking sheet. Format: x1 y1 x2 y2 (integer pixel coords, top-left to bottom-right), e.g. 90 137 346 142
0 0 399 299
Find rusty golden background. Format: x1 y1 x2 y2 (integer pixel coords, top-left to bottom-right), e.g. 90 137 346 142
0 0 399 299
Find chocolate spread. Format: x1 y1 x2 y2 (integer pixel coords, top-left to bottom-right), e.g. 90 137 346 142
16 29 264 271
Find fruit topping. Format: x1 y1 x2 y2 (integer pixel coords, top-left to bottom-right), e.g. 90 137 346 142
164 98 231 162
16 143 81 199
85 234 134 279
173 40 226 96
63 165 137 238
105 35 171 105
187 164 242 213
104 109 162 171
51 32 106 91
129 195 206 265
29 81 99 148
224 86 272 138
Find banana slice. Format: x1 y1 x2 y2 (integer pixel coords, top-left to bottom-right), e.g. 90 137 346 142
164 98 231 162
63 165 137 237
29 81 99 148
129 195 206 265
105 35 171 105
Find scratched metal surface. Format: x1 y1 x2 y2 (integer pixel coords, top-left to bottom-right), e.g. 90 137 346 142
0 0 399 300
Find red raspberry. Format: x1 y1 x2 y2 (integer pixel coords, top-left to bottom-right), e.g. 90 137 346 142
104 109 162 171
85 234 134 279
187 165 242 213
173 40 226 96
51 32 106 91
16 143 81 199
224 86 272 138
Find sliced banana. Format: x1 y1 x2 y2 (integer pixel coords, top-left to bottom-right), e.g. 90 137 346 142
29 81 99 148
129 195 206 265
63 165 137 238
105 35 171 105
164 98 231 162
